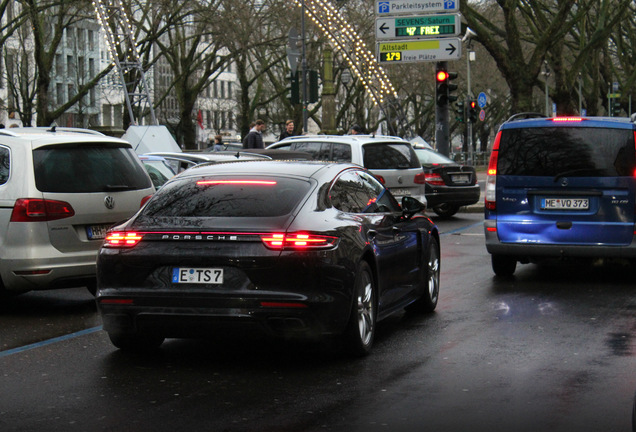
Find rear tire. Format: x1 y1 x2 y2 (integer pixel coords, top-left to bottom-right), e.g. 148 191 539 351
407 237 440 313
342 261 376 357
108 332 165 352
433 203 459 218
492 255 516 276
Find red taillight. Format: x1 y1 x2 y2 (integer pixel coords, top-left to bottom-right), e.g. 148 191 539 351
140 195 153 207
104 232 143 248
10 198 75 222
374 175 386 185
424 173 445 186
260 233 338 250
485 131 502 211
414 172 427 184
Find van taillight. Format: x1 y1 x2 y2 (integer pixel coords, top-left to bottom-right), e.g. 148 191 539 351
10 198 75 222
485 131 502 211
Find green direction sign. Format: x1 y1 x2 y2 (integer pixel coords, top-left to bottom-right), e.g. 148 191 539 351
376 14 461 40
377 38 462 63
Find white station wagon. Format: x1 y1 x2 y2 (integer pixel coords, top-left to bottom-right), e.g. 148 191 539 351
0 126 154 296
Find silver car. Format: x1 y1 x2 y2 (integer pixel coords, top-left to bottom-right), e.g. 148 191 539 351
0 127 155 296
267 135 427 205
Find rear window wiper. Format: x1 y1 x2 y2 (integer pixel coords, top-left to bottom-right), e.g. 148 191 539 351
553 168 604 182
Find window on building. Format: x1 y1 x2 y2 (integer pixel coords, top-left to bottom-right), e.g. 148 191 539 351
228 82 232 99
56 54 63 76
220 81 225 99
88 30 94 51
57 83 65 105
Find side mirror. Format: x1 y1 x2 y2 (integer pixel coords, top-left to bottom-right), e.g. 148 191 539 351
402 196 426 218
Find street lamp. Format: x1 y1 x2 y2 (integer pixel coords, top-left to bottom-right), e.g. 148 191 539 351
462 28 477 165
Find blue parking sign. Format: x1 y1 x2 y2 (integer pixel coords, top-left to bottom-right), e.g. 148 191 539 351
378 1 389 13
444 1 456 9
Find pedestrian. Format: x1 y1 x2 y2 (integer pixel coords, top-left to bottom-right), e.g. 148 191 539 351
279 119 295 140
213 135 224 152
350 124 362 135
243 119 266 149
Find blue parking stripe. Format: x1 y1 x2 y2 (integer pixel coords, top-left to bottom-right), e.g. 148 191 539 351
0 325 103 359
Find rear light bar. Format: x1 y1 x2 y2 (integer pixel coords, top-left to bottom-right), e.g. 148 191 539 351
196 180 277 186
260 233 338 250
424 173 445 186
10 198 75 222
552 117 584 122
104 232 143 247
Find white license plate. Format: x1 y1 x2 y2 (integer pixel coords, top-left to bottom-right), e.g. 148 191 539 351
541 197 589 210
391 188 411 196
87 224 111 240
172 268 224 284
451 174 470 184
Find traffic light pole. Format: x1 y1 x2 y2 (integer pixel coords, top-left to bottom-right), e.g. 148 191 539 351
301 0 309 133
435 61 450 157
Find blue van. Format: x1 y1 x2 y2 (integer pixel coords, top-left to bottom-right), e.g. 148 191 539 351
484 115 636 276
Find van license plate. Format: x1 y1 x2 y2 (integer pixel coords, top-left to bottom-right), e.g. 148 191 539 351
172 268 223 284
541 198 589 210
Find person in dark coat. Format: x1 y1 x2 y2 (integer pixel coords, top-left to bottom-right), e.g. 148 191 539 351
243 119 266 149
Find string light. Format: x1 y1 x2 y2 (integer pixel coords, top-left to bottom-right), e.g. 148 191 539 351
293 0 398 105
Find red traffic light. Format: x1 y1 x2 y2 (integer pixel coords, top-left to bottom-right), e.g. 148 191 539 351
470 100 477 109
436 71 449 82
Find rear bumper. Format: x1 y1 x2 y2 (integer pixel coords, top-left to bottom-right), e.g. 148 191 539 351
97 291 352 339
425 185 480 208
484 219 636 259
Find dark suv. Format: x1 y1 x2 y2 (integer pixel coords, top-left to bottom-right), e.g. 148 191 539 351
484 115 636 276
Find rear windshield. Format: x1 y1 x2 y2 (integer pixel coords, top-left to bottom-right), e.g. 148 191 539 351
34 144 151 192
140 176 312 218
362 143 421 169
498 127 636 177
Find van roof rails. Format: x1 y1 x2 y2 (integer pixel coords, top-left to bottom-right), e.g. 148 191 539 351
506 112 548 122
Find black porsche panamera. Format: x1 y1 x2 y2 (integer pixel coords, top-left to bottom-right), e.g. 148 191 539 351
96 160 440 356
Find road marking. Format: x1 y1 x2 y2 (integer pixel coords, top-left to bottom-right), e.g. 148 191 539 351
0 326 103 359
440 221 482 236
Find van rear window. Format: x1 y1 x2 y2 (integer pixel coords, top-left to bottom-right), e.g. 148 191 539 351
497 127 636 177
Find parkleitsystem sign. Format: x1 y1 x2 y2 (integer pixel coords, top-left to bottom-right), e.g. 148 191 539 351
376 0 462 64
376 0 459 15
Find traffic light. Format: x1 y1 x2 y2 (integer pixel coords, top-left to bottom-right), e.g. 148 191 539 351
454 100 465 123
288 71 300 105
436 66 458 107
447 72 458 103
468 99 478 123
611 99 622 117
435 66 450 106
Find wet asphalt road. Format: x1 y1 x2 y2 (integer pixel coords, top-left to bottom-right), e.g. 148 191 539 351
0 212 634 432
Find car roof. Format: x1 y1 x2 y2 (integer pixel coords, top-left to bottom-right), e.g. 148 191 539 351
269 134 410 147
500 115 636 130
0 127 132 148
176 159 358 180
